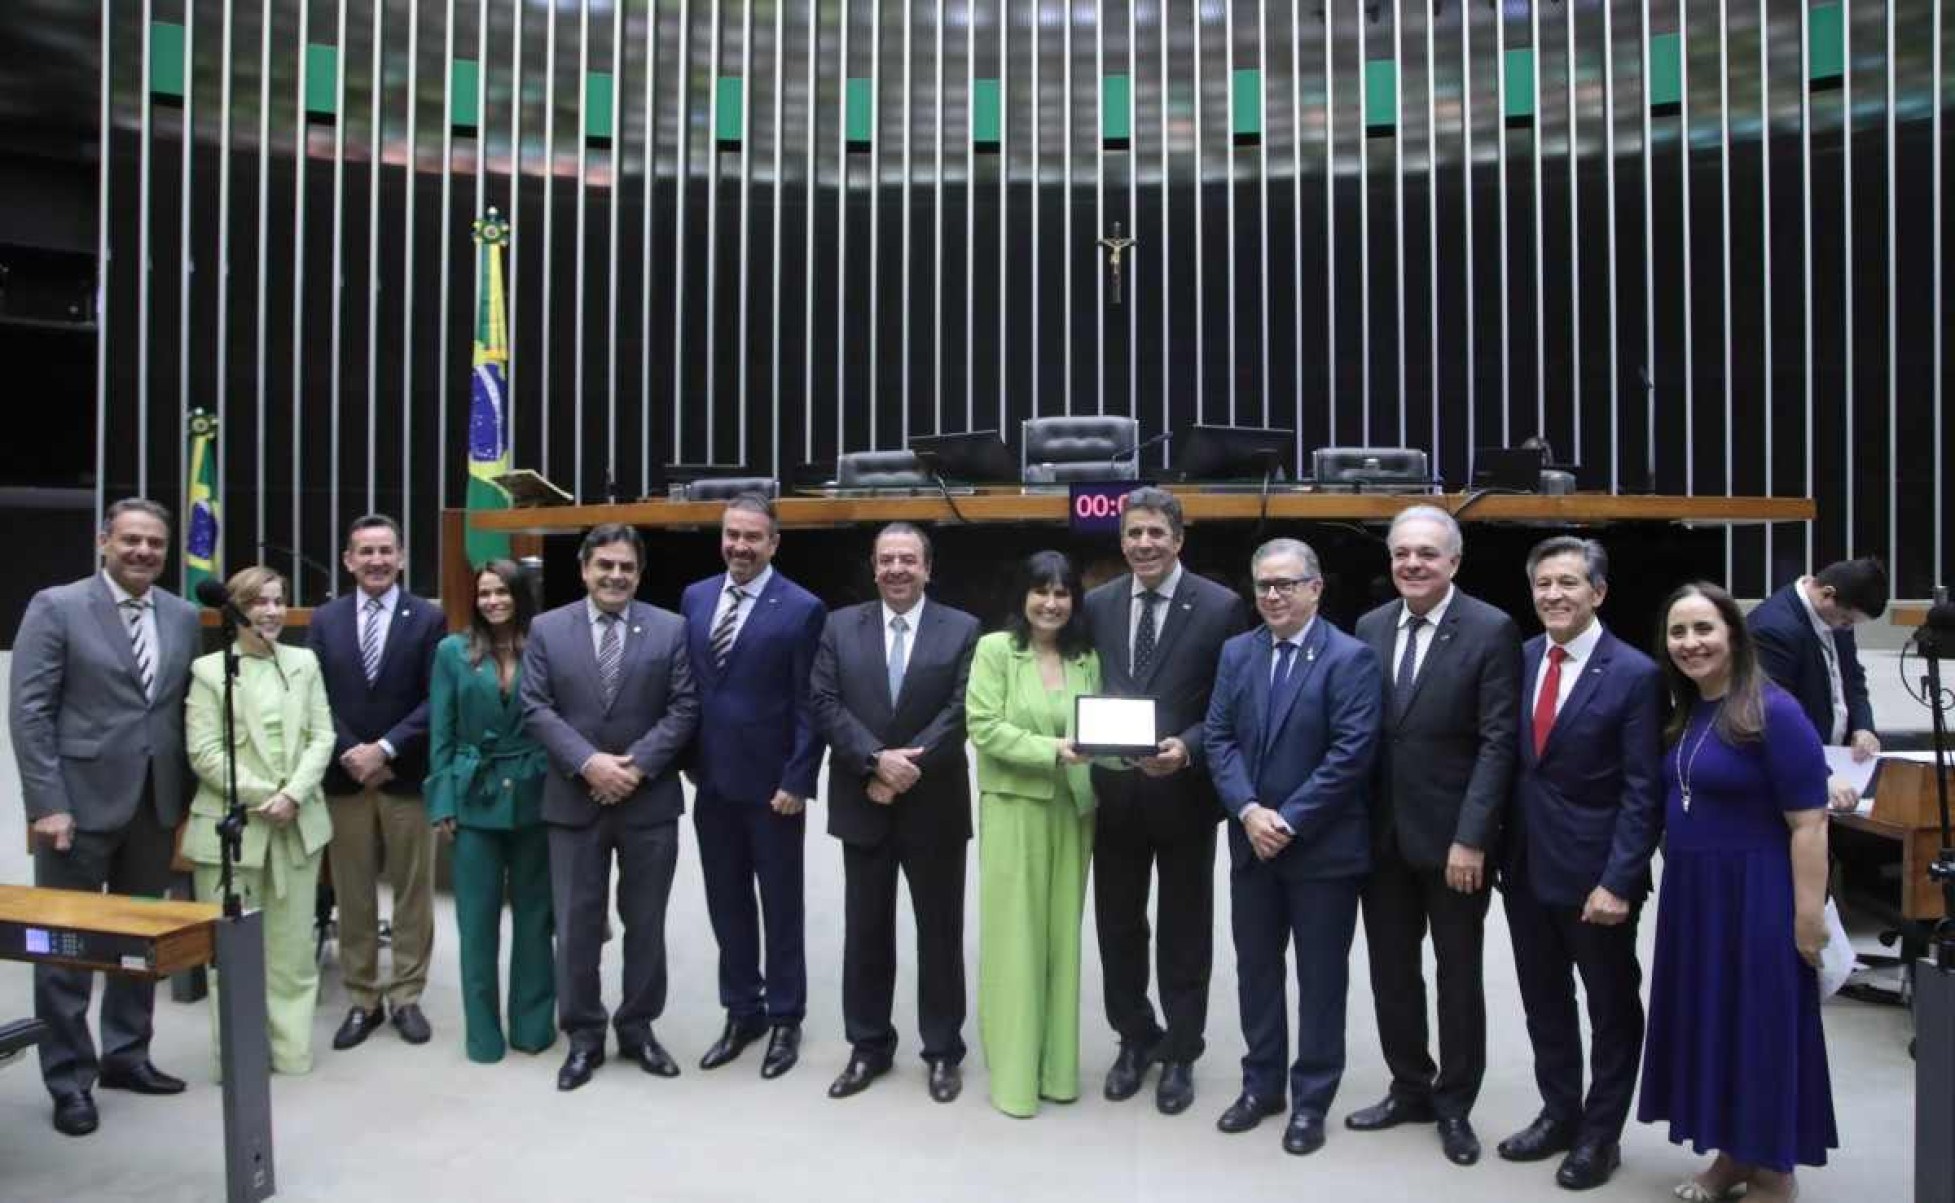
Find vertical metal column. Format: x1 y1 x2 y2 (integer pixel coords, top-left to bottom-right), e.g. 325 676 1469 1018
177 0 194 563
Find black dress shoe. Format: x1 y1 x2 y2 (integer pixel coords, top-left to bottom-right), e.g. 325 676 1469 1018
927 1059 962 1103
332 1005 387 1051
389 1003 432 1045
1155 1061 1194 1115
51 1091 98 1137
759 1024 801 1079
699 1016 769 1070
98 1061 187 1095
1497 1112 1577 1163
620 1037 680 1078
1283 1112 1327 1156
827 1054 890 1099
1554 1141 1621 1190
1344 1094 1438 1131
1438 1116 1482 1166
1102 1041 1160 1102
556 1046 604 1091
1216 1092 1286 1134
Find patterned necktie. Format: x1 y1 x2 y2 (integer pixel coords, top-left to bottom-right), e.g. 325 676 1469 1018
708 585 746 669
597 612 623 705
1270 640 1297 696
1533 645 1569 757
1132 590 1162 678
1394 614 1426 713
887 614 909 705
360 595 385 684
122 597 154 701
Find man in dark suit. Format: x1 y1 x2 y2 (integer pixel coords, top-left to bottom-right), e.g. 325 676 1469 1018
307 513 447 1051
809 522 980 1104
1083 486 1251 1115
1348 504 1521 1166
680 494 826 1078
1747 557 1887 812
9 499 200 1136
1204 538 1381 1158
1495 536 1663 1191
521 522 699 1091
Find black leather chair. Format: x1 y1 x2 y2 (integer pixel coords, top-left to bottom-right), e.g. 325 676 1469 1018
1309 446 1433 492
836 449 929 489
1020 416 1140 484
679 476 779 502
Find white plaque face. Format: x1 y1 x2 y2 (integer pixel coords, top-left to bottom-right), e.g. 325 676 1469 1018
1074 695 1159 755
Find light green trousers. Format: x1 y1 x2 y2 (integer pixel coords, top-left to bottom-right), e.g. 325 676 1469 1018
194 851 323 1076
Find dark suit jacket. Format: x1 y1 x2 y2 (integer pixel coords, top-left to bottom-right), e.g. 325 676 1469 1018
1506 626 1665 908
1204 618 1381 880
1356 588 1522 868
520 599 700 827
8 574 201 830
810 598 980 849
1748 583 1874 744
680 570 827 803
1083 567 1252 834
307 587 447 795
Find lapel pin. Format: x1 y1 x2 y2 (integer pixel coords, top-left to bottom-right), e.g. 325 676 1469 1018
632 625 643 635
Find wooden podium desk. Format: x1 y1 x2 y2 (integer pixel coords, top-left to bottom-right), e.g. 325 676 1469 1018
1832 759 1953 925
0 884 274 1202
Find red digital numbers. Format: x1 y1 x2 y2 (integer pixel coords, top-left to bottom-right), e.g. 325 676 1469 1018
1072 491 1127 521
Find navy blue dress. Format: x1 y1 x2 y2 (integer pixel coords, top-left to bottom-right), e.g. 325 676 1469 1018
1637 685 1838 1171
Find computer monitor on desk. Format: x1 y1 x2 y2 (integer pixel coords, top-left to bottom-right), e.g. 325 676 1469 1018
908 430 1017 484
1176 425 1294 483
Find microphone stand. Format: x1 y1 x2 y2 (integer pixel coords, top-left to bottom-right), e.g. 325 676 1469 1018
1912 594 1955 1203
214 633 247 920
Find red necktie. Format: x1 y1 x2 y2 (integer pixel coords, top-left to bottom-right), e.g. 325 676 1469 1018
1533 645 1568 757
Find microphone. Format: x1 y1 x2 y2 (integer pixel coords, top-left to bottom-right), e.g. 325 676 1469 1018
194 578 252 630
1916 585 1955 662
1114 430 1173 472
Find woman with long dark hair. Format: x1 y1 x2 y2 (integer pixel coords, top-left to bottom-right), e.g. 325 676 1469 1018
1638 582 1837 1202
964 550 1100 1116
428 560 555 1063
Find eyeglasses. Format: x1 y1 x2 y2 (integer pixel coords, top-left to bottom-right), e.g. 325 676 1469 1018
1252 577 1316 598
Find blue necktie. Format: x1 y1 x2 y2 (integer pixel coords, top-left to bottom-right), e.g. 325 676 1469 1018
1270 641 1297 695
887 614 909 705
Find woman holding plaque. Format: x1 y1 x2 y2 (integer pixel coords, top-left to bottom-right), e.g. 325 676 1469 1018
965 550 1101 1117
183 566 336 1075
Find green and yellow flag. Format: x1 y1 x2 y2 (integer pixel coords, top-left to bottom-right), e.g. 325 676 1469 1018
185 409 220 593
466 208 513 566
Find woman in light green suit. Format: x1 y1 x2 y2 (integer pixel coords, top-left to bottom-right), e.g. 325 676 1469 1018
184 566 335 1075
427 560 554 1063
966 550 1100 1117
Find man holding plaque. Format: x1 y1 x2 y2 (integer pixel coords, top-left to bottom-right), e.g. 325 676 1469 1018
1082 487 1251 1116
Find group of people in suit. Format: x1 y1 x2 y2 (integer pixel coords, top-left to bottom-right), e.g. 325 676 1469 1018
9 490 1887 1203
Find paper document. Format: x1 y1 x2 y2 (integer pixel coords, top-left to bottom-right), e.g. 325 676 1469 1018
1823 747 1879 800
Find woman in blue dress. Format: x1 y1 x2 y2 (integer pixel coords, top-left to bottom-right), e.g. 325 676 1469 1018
1638 582 1837 1203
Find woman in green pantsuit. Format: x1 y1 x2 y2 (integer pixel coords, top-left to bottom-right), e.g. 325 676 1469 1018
184 566 335 1075
966 550 1101 1117
428 560 555 1063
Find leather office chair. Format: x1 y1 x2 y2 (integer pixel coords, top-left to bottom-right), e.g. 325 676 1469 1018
836 449 929 489
1309 446 1433 492
1020 416 1141 484
681 476 780 502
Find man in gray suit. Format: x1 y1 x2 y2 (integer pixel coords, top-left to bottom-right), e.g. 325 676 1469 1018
9 499 202 1136
521 522 699 1092
1346 504 1521 1167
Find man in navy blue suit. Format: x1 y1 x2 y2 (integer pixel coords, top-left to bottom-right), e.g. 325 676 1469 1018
1746 557 1887 812
307 514 448 1051
680 494 827 1079
1204 538 1381 1158
1495 536 1663 1191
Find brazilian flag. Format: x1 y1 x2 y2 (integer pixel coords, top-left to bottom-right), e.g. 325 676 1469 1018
185 410 220 593
466 208 513 566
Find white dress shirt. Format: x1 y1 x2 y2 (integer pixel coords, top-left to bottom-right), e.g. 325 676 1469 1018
1269 618 1318 682
1392 585 1456 683
711 564 773 653
586 596 631 657
1793 577 1850 744
102 570 161 693
1129 561 1185 669
882 596 927 671
1529 616 1605 720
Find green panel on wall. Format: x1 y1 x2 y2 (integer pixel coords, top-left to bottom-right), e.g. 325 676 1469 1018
304 44 338 117
1102 74 1131 145
1231 69 1262 139
586 72 615 140
150 21 186 99
1809 4 1844 82
1504 48 1534 120
1649 32 1681 108
716 77 744 144
973 78 1002 148
846 77 874 147
1364 59 1396 131
451 59 480 129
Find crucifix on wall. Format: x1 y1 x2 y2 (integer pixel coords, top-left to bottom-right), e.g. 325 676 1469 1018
1097 222 1136 307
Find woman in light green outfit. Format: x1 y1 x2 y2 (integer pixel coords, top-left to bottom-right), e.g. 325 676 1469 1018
966 550 1100 1117
184 566 335 1075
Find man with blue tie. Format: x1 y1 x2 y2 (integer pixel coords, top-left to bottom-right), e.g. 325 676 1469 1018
680 495 826 1078
1496 536 1663 1190
1205 538 1381 1157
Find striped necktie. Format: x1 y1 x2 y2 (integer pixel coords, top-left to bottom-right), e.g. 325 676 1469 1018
708 585 746 668
360 596 385 684
597 612 623 705
887 614 909 705
122 597 155 701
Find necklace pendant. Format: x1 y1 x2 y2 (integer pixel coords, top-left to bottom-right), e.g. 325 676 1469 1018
1681 789 1691 813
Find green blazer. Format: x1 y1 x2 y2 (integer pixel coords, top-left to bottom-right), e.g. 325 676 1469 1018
965 630 1100 815
427 634 547 830
182 643 336 871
